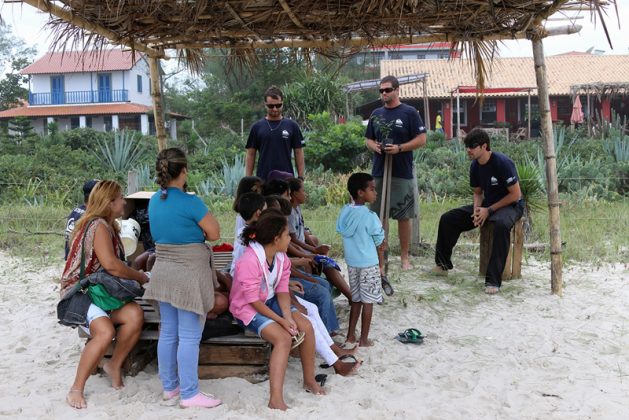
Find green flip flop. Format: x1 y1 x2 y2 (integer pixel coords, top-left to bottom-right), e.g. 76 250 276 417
395 328 424 344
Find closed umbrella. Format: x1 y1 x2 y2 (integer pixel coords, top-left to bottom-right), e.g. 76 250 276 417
570 96 584 125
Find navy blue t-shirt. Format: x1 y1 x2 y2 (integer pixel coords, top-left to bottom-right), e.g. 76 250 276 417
245 118 304 180
365 103 426 179
470 151 519 207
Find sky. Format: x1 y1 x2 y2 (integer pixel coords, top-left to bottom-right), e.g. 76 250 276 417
1 2 627 60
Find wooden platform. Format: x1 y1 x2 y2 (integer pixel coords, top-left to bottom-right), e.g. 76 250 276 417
79 251 270 382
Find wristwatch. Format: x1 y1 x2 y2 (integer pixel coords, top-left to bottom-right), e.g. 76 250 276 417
488 207 495 216
297 175 305 181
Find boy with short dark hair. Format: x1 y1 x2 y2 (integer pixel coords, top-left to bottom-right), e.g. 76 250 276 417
336 172 386 347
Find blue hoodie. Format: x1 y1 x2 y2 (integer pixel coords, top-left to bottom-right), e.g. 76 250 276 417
336 204 384 268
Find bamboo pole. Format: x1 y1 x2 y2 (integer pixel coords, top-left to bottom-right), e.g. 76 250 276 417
450 93 454 140
587 87 592 137
527 90 532 137
531 36 563 296
423 78 431 131
456 88 461 140
148 56 168 151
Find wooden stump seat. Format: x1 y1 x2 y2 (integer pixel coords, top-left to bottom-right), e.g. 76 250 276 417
479 218 524 281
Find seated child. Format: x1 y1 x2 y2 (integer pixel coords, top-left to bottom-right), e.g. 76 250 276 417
336 173 386 347
232 176 264 241
287 177 352 301
229 209 325 410
231 192 267 275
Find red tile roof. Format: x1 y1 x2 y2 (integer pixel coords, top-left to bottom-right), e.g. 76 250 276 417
0 103 152 118
20 50 144 75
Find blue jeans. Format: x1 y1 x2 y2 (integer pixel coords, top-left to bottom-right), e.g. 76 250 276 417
294 275 339 333
157 301 204 399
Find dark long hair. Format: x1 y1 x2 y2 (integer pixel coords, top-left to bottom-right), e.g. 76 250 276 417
233 176 264 212
155 147 187 199
241 209 287 247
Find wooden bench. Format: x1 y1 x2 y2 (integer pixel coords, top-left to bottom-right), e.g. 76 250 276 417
80 250 271 382
479 218 524 281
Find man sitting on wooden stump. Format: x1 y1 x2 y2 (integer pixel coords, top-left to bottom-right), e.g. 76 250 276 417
431 128 524 294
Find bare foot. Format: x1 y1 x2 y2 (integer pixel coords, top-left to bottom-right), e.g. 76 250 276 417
333 359 362 376
102 362 124 389
332 343 357 357
303 380 326 395
268 399 289 410
401 259 413 270
429 265 448 276
359 338 374 347
485 286 500 295
66 389 87 409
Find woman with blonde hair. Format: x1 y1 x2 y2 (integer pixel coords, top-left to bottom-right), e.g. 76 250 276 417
144 147 223 409
61 180 149 409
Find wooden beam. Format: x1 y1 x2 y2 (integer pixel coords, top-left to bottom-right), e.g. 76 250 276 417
148 57 168 151
22 0 166 59
531 36 563 296
171 25 582 50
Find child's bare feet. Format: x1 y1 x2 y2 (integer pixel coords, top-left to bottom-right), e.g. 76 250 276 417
359 338 374 347
401 258 413 270
102 361 124 389
303 380 326 395
268 398 289 411
332 343 357 358
66 388 87 409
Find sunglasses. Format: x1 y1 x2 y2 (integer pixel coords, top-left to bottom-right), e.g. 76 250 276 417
379 87 396 94
466 143 481 149
265 103 283 109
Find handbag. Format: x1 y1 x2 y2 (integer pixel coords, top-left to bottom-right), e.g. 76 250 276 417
78 220 130 311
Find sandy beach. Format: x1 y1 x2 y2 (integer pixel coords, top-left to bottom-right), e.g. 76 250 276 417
1 250 627 419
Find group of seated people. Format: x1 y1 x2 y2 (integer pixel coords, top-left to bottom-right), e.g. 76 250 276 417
60 149 363 411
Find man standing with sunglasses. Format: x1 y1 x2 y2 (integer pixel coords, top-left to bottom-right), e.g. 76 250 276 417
432 128 524 294
245 86 305 181
365 75 427 270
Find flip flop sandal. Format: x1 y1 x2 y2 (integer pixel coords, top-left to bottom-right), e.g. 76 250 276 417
291 331 305 350
315 373 327 387
319 354 359 369
395 328 424 344
381 275 394 296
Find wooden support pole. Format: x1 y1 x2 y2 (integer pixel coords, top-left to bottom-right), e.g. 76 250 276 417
527 90 532 137
423 78 431 131
531 36 563 296
148 56 168 151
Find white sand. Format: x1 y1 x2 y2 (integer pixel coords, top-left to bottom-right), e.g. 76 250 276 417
0 251 627 419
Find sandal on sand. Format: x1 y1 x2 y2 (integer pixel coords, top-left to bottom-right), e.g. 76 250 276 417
291 331 306 350
381 275 394 296
319 354 359 369
315 374 328 387
395 328 424 344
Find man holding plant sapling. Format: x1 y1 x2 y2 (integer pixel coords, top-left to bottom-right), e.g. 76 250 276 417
365 75 427 270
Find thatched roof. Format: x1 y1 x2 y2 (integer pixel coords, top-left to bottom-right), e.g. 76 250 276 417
9 1 618 87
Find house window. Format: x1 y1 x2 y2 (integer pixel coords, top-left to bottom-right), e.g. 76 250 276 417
480 100 497 125
438 53 449 59
50 75 65 105
453 102 467 126
416 54 426 59
103 116 112 132
389 52 402 60
70 117 80 129
119 115 140 132
86 117 92 128
137 75 143 93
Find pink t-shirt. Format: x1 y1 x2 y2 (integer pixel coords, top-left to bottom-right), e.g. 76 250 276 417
229 245 291 325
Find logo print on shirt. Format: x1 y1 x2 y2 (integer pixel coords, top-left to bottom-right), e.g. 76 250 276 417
395 118 403 128
282 129 289 139
490 176 499 186
507 176 515 183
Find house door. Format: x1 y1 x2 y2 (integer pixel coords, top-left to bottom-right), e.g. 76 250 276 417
98 73 112 102
51 76 64 104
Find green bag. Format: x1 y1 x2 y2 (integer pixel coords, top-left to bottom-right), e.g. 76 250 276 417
87 283 130 311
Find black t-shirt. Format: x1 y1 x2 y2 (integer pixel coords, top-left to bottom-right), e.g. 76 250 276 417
245 118 304 180
365 103 426 179
470 151 519 207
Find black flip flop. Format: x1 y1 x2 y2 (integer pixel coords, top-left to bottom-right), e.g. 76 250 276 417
319 354 358 369
381 275 394 296
315 373 327 387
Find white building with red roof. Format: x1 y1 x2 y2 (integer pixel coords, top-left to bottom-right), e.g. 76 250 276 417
0 49 182 138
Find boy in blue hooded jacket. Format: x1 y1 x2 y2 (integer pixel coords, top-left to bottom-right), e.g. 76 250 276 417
336 172 386 347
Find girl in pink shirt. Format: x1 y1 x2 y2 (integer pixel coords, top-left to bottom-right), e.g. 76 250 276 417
229 209 325 410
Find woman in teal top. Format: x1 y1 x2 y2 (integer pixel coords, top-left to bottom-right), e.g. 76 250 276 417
145 147 223 409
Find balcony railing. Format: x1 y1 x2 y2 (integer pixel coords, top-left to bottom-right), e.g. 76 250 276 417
28 89 129 105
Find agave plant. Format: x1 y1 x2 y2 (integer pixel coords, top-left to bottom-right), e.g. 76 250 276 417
94 130 148 174
516 163 544 240
221 154 245 197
